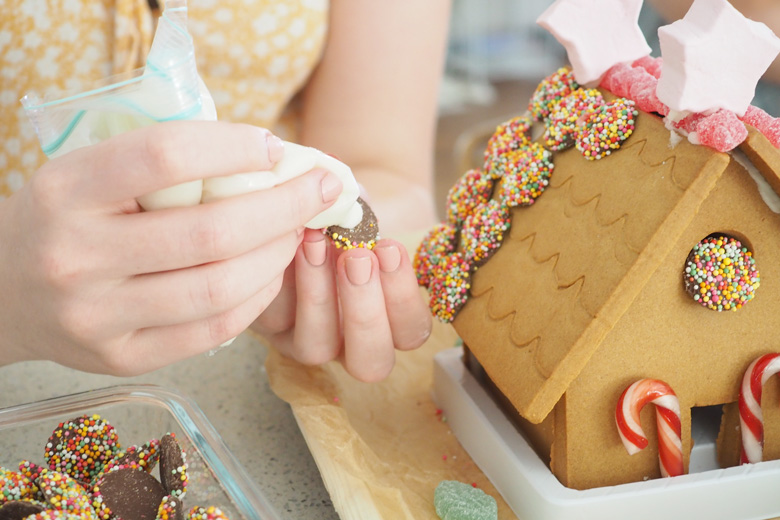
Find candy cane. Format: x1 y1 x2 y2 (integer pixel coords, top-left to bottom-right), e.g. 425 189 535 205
615 378 684 478
739 353 780 464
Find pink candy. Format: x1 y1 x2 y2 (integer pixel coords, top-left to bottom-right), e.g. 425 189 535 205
632 55 663 79
740 105 780 148
695 110 748 152
600 62 669 116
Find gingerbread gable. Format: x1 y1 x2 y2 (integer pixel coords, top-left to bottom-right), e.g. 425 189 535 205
454 102 734 424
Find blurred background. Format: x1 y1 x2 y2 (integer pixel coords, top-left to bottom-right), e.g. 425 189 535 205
433 0 564 215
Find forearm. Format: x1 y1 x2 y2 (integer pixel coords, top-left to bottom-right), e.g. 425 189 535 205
352 165 437 236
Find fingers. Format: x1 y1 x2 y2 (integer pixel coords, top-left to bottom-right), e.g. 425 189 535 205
269 236 430 382
106 229 303 331
116 274 286 375
336 248 395 382
373 239 432 351
98 168 343 275
50 120 285 207
288 230 341 365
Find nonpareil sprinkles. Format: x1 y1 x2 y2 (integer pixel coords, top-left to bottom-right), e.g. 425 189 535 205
684 236 760 311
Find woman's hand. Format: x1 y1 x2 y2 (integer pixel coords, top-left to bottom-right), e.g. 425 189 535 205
0 120 343 375
252 228 432 382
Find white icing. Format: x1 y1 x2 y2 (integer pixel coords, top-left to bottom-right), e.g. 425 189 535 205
731 148 780 213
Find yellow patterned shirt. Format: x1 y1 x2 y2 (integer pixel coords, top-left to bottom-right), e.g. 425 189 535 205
0 0 328 200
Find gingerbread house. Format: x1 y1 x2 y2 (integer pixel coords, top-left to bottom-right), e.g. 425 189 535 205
416 0 780 491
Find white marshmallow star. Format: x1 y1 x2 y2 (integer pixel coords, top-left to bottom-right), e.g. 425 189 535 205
656 0 780 117
537 0 650 86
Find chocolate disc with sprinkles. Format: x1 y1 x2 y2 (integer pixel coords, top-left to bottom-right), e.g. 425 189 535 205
188 506 231 520
37 470 96 518
428 252 471 323
496 143 553 208
326 197 379 250
414 223 457 288
92 467 166 520
683 235 760 311
113 439 161 474
156 495 184 520
446 169 494 226
528 67 579 121
0 469 39 504
0 499 47 520
460 200 510 268
575 98 638 160
483 116 532 177
159 434 188 499
544 88 604 151
44 415 120 485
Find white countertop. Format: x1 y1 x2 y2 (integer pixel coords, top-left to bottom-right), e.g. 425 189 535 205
0 333 338 520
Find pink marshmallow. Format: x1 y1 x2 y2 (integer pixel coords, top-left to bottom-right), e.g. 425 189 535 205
656 0 780 117
537 0 651 86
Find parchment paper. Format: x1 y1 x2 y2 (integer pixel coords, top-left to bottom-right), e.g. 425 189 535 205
266 319 515 520
265 228 516 519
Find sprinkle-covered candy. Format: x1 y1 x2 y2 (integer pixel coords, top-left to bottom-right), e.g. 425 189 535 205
684 236 759 311
414 223 457 288
460 200 510 267
483 116 532 176
544 88 604 151
159 434 188 499
37 470 97 519
428 253 471 323
0 469 39 504
446 169 494 226
44 415 119 485
575 99 638 160
187 506 230 520
529 67 579 121
156 495 183 520
496 144 553 207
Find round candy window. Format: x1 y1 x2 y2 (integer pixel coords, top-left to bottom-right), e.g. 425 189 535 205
683 234 760 311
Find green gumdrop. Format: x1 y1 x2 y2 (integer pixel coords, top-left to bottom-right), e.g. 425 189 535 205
434 480 498 520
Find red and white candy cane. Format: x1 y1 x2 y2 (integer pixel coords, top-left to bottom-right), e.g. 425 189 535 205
615 378 684 478
739 352 780 464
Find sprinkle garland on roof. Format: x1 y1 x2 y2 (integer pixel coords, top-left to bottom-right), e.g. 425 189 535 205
544 88 605 151
529 67 580 121
575 99 638 160
460 200 510 267
414 223 458 288
428 253 471 323
483 116 532 177
414 68 646 323
495 143 554 208
684 236 760 311
446 168 495 226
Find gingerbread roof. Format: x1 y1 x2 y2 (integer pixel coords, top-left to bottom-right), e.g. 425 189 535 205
453 100 738 424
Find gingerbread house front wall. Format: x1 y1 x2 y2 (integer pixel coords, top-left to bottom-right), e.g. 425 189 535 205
554 153 780 490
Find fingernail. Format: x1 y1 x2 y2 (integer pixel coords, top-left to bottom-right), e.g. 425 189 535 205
375 244 401 273
266 134 284 163
345 256 372 286
321 171 342 204
303 235 327 266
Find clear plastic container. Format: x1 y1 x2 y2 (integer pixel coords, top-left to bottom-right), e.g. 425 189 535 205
0 384 281 520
